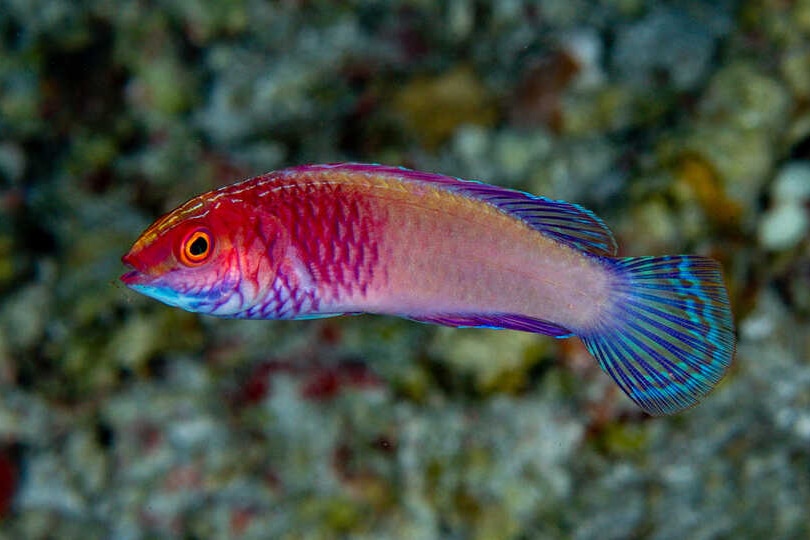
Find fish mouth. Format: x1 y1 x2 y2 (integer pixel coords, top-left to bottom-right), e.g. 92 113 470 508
120 252 152 287
120 269 148 286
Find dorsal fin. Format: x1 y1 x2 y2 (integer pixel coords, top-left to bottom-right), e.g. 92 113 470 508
321 163 617 257
452 182 617 256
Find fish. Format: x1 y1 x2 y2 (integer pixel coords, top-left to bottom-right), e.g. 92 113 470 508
121 163 735 415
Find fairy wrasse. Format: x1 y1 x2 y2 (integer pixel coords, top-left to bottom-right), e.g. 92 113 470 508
121 163 735 415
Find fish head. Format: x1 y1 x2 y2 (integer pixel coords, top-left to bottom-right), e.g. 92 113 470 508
121 194 287 316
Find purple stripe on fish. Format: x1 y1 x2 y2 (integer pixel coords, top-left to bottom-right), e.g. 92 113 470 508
407 313 574 337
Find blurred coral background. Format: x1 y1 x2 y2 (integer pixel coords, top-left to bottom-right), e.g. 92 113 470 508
0 1 809 538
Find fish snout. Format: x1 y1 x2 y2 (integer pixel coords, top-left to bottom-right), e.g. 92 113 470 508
120 250 151 286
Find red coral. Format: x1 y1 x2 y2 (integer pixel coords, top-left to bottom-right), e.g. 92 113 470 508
300 362 383 402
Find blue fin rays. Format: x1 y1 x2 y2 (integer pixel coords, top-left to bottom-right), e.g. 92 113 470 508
579 256 735 415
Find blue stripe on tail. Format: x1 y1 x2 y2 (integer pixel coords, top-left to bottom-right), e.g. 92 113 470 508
579 256 735 415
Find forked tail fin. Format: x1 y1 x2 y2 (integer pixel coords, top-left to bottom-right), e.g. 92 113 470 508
579 256 735 415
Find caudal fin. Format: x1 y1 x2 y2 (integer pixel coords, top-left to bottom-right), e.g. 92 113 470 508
579 256 735 415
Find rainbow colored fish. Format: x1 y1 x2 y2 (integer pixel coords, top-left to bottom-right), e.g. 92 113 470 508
121 163 735 415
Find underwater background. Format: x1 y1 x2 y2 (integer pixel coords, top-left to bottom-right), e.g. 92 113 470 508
1 0 809 538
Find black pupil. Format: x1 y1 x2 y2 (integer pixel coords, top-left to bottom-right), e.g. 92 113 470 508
189 236 208 256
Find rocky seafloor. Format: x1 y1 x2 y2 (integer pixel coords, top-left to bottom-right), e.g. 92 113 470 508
1 0 809 538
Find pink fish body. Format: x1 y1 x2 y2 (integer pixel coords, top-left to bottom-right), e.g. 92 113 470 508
122 163 735 415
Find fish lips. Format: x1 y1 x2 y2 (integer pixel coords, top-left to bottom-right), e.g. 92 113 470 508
120 259 187 309
120 252 155 287
120 269 148 286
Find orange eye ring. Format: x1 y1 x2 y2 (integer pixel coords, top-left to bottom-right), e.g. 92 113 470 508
179 228 212 266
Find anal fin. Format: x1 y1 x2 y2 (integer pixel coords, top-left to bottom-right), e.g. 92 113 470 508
407 312 573 337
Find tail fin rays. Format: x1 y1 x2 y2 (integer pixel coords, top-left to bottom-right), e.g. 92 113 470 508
579 256 735 415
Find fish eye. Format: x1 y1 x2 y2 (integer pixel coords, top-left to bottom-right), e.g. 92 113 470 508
179 228 212 266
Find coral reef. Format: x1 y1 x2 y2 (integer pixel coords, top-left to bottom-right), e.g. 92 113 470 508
1 0 809 538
